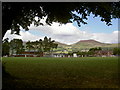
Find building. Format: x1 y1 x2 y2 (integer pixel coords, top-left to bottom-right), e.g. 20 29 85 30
94 50 113 57
11 51 44 57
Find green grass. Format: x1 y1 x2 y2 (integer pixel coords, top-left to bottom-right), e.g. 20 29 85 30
2 57 119 88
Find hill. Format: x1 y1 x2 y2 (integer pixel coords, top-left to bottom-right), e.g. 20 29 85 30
55 39 118 51
55 41 69 47
23 40 118 52
71 39 109 49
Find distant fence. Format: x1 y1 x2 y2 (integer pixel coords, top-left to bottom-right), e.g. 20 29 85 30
10 54 43 57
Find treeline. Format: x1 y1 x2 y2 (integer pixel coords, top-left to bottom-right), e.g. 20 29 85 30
68 47 120 56
2 36 58 56
68 47 102 57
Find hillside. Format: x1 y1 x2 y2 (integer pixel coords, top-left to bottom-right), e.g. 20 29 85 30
55 41 69 47
55 39 118 51
71 39 109 49
23 40 118 52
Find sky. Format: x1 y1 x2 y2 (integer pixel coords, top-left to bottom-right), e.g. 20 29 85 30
3 13 119 45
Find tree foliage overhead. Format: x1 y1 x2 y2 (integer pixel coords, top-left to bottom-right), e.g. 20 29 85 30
2 2 120 38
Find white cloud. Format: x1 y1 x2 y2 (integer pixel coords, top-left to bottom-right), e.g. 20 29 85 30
3 30 44 42
91 32 118 43
28 22 94 44
3 22 119 44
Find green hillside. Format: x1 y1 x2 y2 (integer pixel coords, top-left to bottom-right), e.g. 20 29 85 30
55 40 118 52
23 40 118 53
55 41 70 47
71 40 107 49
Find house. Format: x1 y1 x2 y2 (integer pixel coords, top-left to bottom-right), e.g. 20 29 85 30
94 50 113 57
73 53 77 57
81 49 89 52
52 50 69 57
11 51 44 57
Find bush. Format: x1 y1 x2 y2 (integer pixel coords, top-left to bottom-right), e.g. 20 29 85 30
113 48 120 56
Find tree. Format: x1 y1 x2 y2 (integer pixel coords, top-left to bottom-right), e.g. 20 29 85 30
113 47 120 56
10 39 24 55
2 2 120 38
42 36 58 53
38 39 43 52
25 37 58 55
43 36 49 52
26 41 32 52
48 38 58 55
89 47 102 51
2 38 10 56
89 47 102 56
9 39 15 55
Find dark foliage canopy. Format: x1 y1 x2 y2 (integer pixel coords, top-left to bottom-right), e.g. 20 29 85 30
2 2 120 38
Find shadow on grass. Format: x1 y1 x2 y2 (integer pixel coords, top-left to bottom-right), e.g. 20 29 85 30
2 63 34 90
2 63 119 89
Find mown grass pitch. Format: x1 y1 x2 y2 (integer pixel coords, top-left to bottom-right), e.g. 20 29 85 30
2 57 119 88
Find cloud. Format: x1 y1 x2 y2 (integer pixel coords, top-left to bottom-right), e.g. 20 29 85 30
3 30 44 42
3 22 119 44
28 22 94 44
91 32 118 43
